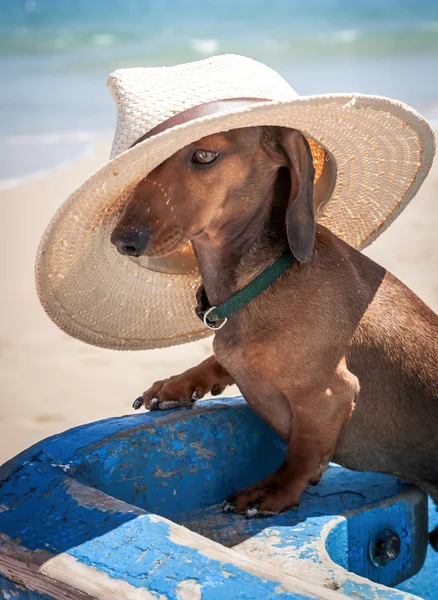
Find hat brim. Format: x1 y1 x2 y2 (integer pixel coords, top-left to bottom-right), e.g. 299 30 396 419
35 94 435 350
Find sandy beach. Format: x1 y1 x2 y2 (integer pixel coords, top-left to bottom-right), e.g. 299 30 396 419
0 139 436 465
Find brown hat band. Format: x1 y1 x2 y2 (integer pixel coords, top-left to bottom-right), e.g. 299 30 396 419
131 97 271 147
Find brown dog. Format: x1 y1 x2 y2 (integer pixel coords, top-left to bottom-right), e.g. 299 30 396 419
111 126 438 544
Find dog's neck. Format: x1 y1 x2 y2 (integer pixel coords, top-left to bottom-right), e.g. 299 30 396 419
192 177 289 306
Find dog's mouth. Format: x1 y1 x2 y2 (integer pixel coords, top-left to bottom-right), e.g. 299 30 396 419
145 228 189 258
128 236 199 275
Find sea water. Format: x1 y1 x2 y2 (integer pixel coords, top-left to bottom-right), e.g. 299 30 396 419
1 0 438 184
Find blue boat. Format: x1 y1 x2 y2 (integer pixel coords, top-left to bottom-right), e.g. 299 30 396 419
0 397 436 599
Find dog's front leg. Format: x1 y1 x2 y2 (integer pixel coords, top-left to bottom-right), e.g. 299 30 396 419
133 355 234 410
225 358 358 517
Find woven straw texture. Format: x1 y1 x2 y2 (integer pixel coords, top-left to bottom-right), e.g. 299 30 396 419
35 55 436 350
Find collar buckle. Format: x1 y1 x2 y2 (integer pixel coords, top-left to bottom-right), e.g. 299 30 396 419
202 306 228 331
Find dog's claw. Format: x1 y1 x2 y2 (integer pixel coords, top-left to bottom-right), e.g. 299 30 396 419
222 499 284 518
149 397 161 411
245 506 283 519
133 396 144 410
222 501 234 513
148 396 196 411
191 390 199 402
245 507 259 519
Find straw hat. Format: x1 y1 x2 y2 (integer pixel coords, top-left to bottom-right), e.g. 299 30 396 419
35 54 435 350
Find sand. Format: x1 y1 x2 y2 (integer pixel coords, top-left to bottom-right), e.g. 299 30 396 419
0 141 436 464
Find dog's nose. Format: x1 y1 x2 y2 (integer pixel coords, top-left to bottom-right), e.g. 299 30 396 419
110 226 151 257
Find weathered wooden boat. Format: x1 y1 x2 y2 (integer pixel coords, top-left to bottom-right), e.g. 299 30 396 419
0 397 436 599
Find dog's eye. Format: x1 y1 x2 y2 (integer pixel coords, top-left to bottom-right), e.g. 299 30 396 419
192 150 219 165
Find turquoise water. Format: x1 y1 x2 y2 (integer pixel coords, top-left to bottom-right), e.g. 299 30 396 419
2 0 438 62
1 0 438 182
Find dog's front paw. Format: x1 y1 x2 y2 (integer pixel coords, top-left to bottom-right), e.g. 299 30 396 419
133 373 209 411
133 390 198 411
222 477 300 518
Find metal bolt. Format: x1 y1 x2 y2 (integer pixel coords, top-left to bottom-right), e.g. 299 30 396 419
369 528 401 567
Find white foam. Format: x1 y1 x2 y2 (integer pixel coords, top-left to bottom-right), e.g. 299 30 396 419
93 33 114 47
0 129 112 190
2 131 97 147
0 143 94 191
329 29 359 44
189 38 219 55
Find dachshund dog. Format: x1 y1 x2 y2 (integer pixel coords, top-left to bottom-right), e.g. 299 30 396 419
111 126 438 546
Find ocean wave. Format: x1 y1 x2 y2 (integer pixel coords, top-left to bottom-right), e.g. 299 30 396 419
2 131 100 147
0 29 130 54
1 18 438 61
326 29 360 44
189 39 220 56
0 143 94 191
92 34 115 47
0 130 111 189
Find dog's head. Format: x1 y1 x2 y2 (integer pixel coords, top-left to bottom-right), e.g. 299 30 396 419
110 126 315 263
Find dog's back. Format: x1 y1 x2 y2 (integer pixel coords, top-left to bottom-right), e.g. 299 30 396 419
331 242 438 499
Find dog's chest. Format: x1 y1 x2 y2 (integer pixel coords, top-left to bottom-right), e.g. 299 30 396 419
214 336 286 393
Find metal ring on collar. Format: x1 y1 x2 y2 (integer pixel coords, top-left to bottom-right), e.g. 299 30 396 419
202 306 228 331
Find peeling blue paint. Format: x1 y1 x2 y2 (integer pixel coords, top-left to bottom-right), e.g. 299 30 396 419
0 397 434 599
325 496 427 588
396 498 438 599
0 576 54 599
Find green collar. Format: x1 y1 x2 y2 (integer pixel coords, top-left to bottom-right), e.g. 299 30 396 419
198 249 295 330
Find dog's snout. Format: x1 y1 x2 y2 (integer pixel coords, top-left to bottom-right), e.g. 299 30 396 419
110 226 151 257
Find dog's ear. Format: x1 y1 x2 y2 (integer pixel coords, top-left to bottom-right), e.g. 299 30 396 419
276 129 316 263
